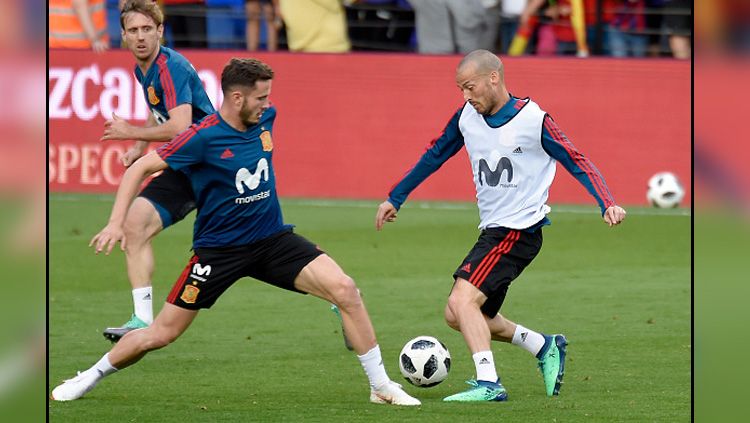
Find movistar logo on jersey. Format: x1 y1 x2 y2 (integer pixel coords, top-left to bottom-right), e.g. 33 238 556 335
478 157 516 188
235 158 271 204
235 158 269 193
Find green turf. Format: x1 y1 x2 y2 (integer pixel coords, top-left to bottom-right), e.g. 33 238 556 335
49 194 690 422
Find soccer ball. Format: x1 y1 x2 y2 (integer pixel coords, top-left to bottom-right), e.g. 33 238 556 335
647 172 685 208
398 336 451 387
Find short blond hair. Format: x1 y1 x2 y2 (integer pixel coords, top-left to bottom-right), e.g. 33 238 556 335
120 0 164 30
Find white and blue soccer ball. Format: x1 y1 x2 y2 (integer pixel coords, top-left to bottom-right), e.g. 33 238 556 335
647 172 685 208
398 336 451 387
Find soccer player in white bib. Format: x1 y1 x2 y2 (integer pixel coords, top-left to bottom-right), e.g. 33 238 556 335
375 49 627 402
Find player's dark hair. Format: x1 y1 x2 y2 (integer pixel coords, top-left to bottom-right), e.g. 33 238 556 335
120 0 164 30
221 58 275 94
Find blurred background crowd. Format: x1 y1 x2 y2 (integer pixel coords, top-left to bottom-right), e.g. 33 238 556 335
49 0 693 59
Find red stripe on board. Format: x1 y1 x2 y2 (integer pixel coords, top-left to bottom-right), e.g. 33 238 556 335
473 231 519 288
167 255 199 303
157 55 176 110
544 118 614 208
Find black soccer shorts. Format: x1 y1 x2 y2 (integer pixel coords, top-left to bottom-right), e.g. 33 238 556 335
166 229 325 310
138 167 196 229
452 226 543 317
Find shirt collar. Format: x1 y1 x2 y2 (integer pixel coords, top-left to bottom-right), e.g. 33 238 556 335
482 95 527 127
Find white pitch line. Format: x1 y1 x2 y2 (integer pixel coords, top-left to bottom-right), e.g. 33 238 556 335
49 195 691 216
284 199 691 217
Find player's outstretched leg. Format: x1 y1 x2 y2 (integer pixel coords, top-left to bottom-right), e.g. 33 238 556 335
537 334 568 396
53 304 198 401
295 254 420 406
103 198 163 343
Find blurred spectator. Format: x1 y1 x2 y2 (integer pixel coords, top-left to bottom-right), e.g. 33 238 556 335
407 0 487 54
499 0 527 54
343 0 416 52
479 1 502 52
162 0 207 47
606 0 648 57
205 0 246 49
49 0 110 52
279 0 350 52
644 0 666 56
663 0 691 58
246 0 281 51
107 0 124 46
521 0 589 56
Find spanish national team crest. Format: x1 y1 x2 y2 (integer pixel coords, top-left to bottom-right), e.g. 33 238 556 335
181 285 199 304
148 86 160 105
260 131 273 151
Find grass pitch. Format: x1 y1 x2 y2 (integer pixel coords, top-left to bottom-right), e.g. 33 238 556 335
49 195 690 422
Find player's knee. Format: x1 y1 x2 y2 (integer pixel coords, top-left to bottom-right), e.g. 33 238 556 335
444 304 460 331
446 290 470 314
330 275 361 310
123 215 149 245
143 327 180 351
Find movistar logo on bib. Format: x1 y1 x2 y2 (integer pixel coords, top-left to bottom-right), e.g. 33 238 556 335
477 155 517 188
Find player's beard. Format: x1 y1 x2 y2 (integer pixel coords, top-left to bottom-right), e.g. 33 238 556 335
239 99 258 127
477 93 499 116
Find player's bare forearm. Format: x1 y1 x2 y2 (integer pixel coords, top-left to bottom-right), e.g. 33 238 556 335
108 152 168 226
90 152 167 254
125 115 160 148
126 119 186 141
102 104 192 142
104 118 182 142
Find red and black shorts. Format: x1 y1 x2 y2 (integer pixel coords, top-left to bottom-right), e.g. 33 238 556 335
453 227 543 317
139 167 196 229
166 229 324 310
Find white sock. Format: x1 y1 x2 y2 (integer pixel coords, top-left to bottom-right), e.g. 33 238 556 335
511 324 546 357
132 287 153 324
358 345 390 389
86 353 118 379
472 350 498 382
